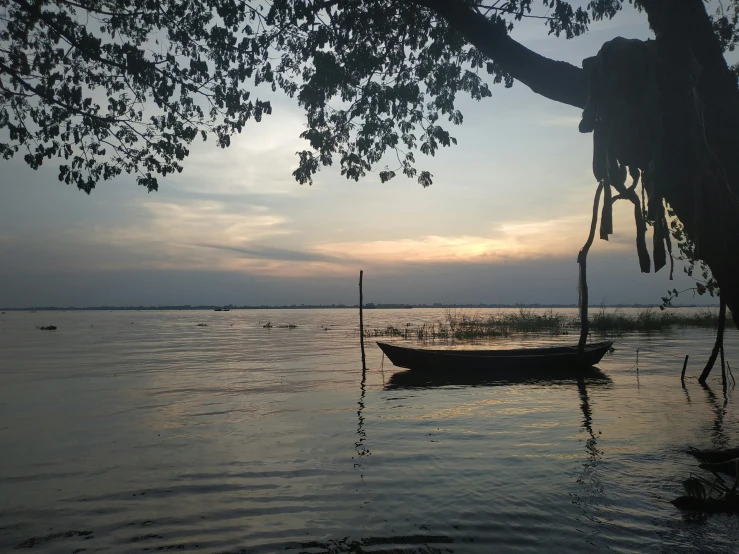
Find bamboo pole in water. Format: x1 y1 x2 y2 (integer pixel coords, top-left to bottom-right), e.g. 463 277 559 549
721 339 727 392
681 355 689 382
577 182 604 355
359 270 366 371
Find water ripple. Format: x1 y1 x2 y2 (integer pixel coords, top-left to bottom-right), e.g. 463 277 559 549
0 309 738 552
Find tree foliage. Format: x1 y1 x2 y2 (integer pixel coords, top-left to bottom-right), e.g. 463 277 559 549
1 0 274 192
712 0 739 79
1 0 738 195
659 207 720 309
0 0 628 193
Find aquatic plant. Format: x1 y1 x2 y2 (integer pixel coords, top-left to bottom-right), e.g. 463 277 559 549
370 307 727 342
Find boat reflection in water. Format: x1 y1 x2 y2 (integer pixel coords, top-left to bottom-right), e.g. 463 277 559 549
385 366 611 389
334 343 615 553
366 359 613 551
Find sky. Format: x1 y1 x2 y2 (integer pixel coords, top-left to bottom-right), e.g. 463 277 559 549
0 4 717 308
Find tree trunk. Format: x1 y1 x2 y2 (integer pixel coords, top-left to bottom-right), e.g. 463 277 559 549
414 0 587 108
698 297 726 384
418 0 739 327
640 0 739 328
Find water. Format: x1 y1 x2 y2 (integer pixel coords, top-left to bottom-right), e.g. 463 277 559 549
0 308 738 553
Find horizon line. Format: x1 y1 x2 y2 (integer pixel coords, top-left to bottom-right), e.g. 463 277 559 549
0 302 717 311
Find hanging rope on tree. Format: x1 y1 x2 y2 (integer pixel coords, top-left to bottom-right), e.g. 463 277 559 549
579 37 674 278
578 37 733 374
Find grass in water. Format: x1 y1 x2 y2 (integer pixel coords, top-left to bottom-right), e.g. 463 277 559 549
366 307 724 341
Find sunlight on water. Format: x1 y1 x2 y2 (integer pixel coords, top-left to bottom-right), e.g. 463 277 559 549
1 308 738 553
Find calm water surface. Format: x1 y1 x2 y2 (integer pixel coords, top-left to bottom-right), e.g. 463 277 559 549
1 308 738 553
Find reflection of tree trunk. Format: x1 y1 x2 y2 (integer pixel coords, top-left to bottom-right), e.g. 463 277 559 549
577 379 602 470
700 382 729 449
577 379 595 443
574 378 605 517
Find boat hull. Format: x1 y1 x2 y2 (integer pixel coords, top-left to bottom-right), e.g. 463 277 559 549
377 341 612 373
699 459 739 477
689 446 739 464
672 495 739 513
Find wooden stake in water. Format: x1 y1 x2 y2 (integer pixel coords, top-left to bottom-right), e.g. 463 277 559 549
578 182 604 356
359 270 366 371
681 355 689 382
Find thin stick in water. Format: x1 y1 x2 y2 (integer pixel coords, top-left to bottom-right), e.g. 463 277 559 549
578 181 604 355
681 354 689 382
359 270 366 371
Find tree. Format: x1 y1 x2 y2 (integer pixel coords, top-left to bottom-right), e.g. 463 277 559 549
3 0 739 327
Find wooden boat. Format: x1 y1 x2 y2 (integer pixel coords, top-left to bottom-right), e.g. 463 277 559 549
377 341 613 373
699 459 739 477
688 446 739 464
672 474 739 513
672 495 739 513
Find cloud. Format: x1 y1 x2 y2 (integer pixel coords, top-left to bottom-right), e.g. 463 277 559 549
312 213 634 264
0 196 298 273
174 109 312 196
194 242 341 263
0 250 700 308
0 5 680 309
91 198 290 258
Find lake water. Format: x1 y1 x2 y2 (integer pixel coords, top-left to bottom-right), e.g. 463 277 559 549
1 308 738 553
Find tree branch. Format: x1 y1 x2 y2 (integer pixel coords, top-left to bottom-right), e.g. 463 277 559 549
472 4 555 21
412 0 587 109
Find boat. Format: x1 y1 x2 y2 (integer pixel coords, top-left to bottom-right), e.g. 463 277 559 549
672 475 739 513
672 495 739 513
699 459 739 477
214 308 230 312
376 341 613 373
688 446 739 464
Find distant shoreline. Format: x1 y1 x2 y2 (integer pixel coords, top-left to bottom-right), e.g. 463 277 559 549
0 303 718 311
